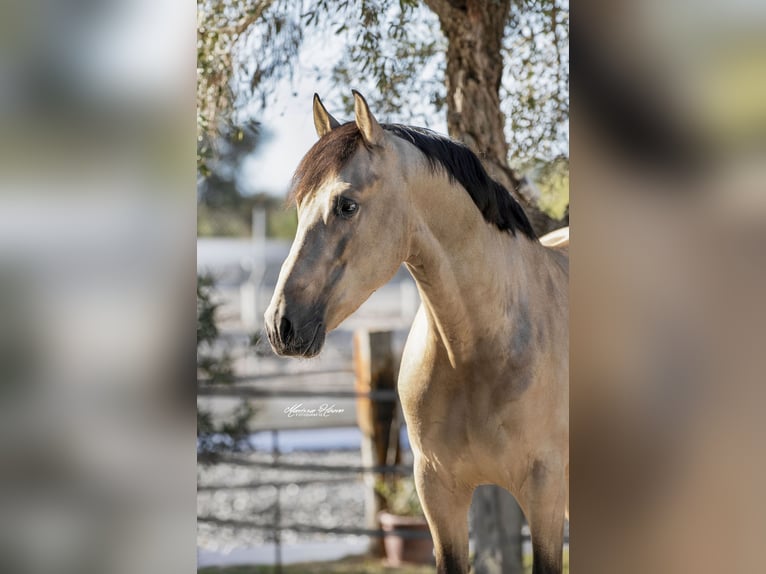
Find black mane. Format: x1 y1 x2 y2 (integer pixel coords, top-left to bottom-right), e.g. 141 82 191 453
292 121 537 240
383 124 537 240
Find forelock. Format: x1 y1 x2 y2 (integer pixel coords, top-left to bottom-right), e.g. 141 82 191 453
290 123 367 205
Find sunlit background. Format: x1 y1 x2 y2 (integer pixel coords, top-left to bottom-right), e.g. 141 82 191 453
572 1 766 573
0 1 196 573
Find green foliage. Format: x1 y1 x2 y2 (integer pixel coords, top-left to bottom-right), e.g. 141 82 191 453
375 477 423 517
504 0 569 162
197 274 220 345
266 206 298 239
324 0 446 124
197 273 235 384
199 114 264 185
197 0 569 162
528 156 569 220
197 193 297 239
197 204 252 237
197 117 299 240
197 401 256 453
197 273 255 454
197 0 280 169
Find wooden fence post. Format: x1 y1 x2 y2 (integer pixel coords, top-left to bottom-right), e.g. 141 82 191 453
353 329 399 557
470 485 524 573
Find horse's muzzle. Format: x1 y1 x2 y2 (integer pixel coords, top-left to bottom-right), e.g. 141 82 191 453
265 308 326 358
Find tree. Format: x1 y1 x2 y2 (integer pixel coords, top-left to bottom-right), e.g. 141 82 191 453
425 0 567 234
197 0 278 162
197 0 568 234
197 112 299 238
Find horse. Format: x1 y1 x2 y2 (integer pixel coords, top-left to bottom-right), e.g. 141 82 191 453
264 91 569 574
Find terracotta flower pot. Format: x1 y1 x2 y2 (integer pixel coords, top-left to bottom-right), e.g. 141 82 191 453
378 511 434 566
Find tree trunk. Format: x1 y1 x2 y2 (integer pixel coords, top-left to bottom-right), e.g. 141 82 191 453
422 2 539 572
425 0 561 236
470 485 524 574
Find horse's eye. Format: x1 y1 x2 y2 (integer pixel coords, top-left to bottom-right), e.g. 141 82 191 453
336 197 359 219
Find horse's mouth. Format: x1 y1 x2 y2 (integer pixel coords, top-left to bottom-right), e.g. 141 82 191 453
270 321 326 358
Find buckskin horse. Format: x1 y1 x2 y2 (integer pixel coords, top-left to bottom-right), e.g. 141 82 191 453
265 91 568 574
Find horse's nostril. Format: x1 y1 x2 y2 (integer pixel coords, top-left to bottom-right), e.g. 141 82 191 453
279 316 294 344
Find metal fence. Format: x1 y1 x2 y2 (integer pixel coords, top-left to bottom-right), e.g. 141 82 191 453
198 366 433 571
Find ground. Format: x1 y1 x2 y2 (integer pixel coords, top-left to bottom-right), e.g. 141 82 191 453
198 554 432 573
198 550 569 573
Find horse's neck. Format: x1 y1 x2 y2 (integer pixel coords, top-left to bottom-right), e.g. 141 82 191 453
404 175 545 368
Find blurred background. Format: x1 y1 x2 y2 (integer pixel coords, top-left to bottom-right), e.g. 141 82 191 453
195 0 568 572
0 1 196 574
572 1 766 573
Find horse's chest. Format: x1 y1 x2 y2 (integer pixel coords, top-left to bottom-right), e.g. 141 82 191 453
399 359 527 471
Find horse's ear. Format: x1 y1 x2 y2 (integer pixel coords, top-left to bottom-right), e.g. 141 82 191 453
352 90 383 146
313 93 340 138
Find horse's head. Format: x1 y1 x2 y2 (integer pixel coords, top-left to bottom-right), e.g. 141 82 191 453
265 91 412 357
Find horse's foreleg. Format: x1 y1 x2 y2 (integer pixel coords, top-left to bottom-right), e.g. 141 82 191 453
521 463 567 574
413 456 472 574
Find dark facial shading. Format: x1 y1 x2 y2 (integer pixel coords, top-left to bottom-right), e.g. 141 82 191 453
511 302 533 359
291 121 537 240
